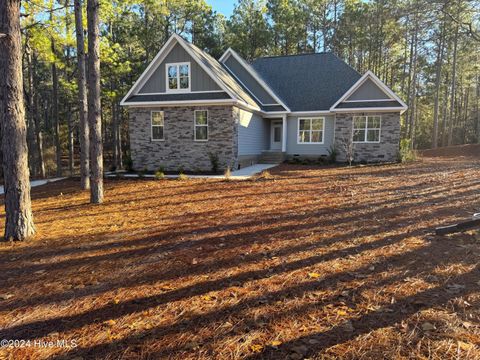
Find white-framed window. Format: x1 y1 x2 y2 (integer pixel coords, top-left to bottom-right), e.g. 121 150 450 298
298 117 324 144
166 62 190 92
151 111 164 141
353 116 381 143
194 110 208 141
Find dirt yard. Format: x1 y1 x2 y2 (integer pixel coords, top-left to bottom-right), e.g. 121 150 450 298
0 146 480 359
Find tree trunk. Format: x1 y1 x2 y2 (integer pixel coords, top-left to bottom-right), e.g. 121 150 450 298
74 0 90 189
112 101 118 169
87 0 103 203
448 22 459 146
67 107 74 176
477 76 480 144
441 71 449 146
117 103 123 168
432 22 445 149
25 45 38 175
32 53 45 178
51 38 62 176
0 0 35 241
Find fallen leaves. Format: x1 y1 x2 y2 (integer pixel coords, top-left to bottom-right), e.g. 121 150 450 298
0 294 14 300
0 154 479 360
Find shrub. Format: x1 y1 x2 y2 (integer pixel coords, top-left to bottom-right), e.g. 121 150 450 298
327 146 337 163
178 172 188 181
253 170 274 181
209 152 220 173
155 170 165 180
398 139 417 163
125 155 134 172
138 167 148 178
224 167 231 181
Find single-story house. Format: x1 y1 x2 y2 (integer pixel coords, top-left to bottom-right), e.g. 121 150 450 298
120 34 407 172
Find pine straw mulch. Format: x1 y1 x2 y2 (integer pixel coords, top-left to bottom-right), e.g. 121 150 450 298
0 151 480 359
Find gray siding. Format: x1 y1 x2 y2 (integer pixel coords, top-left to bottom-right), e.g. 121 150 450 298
139 43 221 94
224 56 278 105
286 115 335 156
346 78 390 101
236 108 269 155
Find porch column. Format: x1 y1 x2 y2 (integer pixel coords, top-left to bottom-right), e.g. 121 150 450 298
282 114 287 152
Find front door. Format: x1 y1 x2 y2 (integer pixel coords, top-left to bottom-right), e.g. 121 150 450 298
270 121 282 151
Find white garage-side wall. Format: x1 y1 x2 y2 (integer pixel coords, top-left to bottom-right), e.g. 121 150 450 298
286 115 335 156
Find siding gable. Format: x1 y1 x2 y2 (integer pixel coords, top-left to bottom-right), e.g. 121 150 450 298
139 42 221 94
345 78 392 101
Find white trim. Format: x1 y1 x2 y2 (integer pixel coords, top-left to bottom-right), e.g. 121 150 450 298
194 109 208 142
352 115 381 143
330 70 408 111
172 34 238 101
297 117 325 145
165 61 191 93
219 48 291 112
281 114 287 152
122 99 236 107
120 35 178 105
262 112 289 117
121 34 239 106
290 110 332 116
343 98 394 103
136 90 227 96
332 107 407 114
218 49 232 63
150 111 165 141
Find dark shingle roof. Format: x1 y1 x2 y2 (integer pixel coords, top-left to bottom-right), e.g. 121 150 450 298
252 53 362 111
336 100 402 109
125 92 231 103
261 104 287 112
180 38 260 109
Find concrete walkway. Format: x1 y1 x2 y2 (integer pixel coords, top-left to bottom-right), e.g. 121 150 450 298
0 177 66 195
106 163 278 180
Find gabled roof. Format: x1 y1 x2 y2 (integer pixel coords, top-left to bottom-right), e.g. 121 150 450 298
120 34 260 111
122 34 406 114
220 48 291 111
330 70 408 113
180 38 260 109
251 53 362 112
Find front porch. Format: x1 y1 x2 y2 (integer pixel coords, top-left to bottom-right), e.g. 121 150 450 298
266 117 287 152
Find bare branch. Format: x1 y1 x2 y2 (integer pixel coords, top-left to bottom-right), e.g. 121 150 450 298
442 9 480 42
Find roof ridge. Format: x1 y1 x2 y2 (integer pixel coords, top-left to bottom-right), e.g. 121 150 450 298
253 52 334 61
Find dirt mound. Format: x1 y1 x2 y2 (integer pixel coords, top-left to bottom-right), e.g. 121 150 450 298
420 144 480 158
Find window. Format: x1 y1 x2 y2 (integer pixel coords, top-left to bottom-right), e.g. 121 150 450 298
273 126 282 142
194 110 208 141
166 62 190 92
298 118 324 144
151 111 164 140
353 116 381 143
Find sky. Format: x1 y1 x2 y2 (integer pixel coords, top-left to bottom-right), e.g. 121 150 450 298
206 0 235 17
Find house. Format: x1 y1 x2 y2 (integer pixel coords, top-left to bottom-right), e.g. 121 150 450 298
120 34 407 172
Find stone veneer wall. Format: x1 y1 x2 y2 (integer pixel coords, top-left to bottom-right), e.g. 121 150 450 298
128 106 238 172
334 112 401 163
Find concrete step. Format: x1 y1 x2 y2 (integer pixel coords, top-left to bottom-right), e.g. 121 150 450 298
259 151 286 164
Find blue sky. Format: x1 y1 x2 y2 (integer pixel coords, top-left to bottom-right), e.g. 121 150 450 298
206 0 235 17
